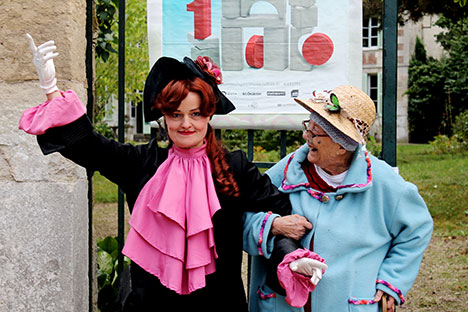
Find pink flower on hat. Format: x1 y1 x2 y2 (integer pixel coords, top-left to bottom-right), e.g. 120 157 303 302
195 56 223 85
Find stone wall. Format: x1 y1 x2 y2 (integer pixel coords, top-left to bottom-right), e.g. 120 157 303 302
0 1 90 311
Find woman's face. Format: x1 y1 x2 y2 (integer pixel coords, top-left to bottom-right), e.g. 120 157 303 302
303 120 346 172
164 91 210 149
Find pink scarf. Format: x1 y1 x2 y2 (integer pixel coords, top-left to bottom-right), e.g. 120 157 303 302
122 143 221 295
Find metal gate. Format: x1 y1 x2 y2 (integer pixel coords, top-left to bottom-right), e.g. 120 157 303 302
85 0 398 310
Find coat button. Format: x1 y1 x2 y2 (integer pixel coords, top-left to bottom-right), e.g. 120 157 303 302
321 194 329 203
336 194 344 201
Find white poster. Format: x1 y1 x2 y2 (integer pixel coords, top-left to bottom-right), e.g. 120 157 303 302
147 0 362 130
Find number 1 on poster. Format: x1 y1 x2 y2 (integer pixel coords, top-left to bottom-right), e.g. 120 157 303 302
187 0 211 40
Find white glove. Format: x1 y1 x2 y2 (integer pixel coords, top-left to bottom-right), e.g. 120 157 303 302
289 257 328 285
26 33 59 94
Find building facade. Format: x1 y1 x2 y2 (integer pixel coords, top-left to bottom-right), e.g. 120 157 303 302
363 15 444 142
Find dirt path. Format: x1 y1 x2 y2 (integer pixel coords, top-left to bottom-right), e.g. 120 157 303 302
399 234 468 312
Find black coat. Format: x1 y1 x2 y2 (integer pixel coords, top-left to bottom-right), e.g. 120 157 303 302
38 115 292 311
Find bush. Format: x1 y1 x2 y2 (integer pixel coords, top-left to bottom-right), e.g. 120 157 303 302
407 17 468 143
429 110 468 153
366 136 382 156
222 129 304 155
407 37 446 143
452 110 468 145
97 236 130 312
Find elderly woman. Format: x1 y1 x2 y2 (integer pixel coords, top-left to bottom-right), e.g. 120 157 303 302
244 85 433 312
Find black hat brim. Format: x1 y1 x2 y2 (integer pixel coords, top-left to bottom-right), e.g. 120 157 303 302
143 56 235 122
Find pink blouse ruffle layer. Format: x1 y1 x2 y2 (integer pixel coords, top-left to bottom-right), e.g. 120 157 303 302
122 144 221 295
18 90 86 135
277 249 326 308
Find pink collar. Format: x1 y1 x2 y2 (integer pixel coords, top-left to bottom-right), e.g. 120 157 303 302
122 144 221 294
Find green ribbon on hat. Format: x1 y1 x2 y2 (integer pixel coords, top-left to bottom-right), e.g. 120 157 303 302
325 93 341 112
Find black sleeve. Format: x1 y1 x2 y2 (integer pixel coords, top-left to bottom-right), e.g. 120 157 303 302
227 149 292 216
265 236 303 295
36 114 165 195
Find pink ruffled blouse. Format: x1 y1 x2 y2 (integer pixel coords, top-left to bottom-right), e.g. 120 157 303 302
122 144 221 295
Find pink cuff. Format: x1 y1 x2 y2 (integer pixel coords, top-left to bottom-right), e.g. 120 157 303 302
277 249 326 308
376 279 405 304
19 90 86 135
257 211 272 256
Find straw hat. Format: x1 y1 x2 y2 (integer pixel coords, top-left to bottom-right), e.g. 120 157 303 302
294 85 376 144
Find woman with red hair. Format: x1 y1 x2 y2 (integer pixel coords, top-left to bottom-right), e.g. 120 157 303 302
20 34 311 311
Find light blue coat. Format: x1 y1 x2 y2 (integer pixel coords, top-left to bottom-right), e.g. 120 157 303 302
244 144 433 312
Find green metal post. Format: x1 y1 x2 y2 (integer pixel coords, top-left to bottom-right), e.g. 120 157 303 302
248 130 254 162
280 130 287 158
381 0 398 167
117 0 126 277
85 0 95 309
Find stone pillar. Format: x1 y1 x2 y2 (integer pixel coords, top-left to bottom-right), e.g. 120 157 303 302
0 1 89 311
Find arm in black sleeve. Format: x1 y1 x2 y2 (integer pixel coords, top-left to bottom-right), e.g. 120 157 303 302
228 150 293 216
265 236 303 295
37 114 165 194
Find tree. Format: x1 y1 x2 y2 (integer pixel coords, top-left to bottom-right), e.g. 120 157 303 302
95 0 148 137
407 16 468 142
406 37 446 142
435 16 468 131
363 0 468 24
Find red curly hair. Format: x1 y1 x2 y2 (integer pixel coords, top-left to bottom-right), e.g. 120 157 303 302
154 78 240 197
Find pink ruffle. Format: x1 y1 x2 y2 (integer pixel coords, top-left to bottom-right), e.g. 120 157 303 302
18 90 86 135
122 144 221 295
277 249 326 308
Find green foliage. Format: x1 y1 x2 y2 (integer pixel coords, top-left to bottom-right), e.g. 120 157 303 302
407 16 468 143
96 0 119 62
365 136 381 156
435 17 468 125
222 129 303 155
430 110 468 153
94 121 116 139
97 236 130 312
413 36 427 62
363 0 468 24
406 38 446 143
95 0 148 135
452 110 468 143
429 135 458 154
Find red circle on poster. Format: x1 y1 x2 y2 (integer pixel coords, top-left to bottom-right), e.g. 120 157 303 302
245 35 264 68
302 33 334 66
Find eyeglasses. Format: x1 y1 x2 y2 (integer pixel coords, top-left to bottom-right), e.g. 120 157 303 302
302 120 328 140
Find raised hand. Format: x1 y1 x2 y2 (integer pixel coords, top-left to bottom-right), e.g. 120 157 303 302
26 33 59 95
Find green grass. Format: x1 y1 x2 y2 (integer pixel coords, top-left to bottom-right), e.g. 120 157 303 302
93 144 468 237
93 172 118 203
396 144 468 237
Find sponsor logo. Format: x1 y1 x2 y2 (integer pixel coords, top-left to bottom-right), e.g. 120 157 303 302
267 91 286 96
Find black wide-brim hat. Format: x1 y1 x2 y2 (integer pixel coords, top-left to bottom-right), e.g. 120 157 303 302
143 56 236 122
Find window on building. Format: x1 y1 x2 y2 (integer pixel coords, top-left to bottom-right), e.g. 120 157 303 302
364 73 382 116
368 74 378 106
363 17 379 48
